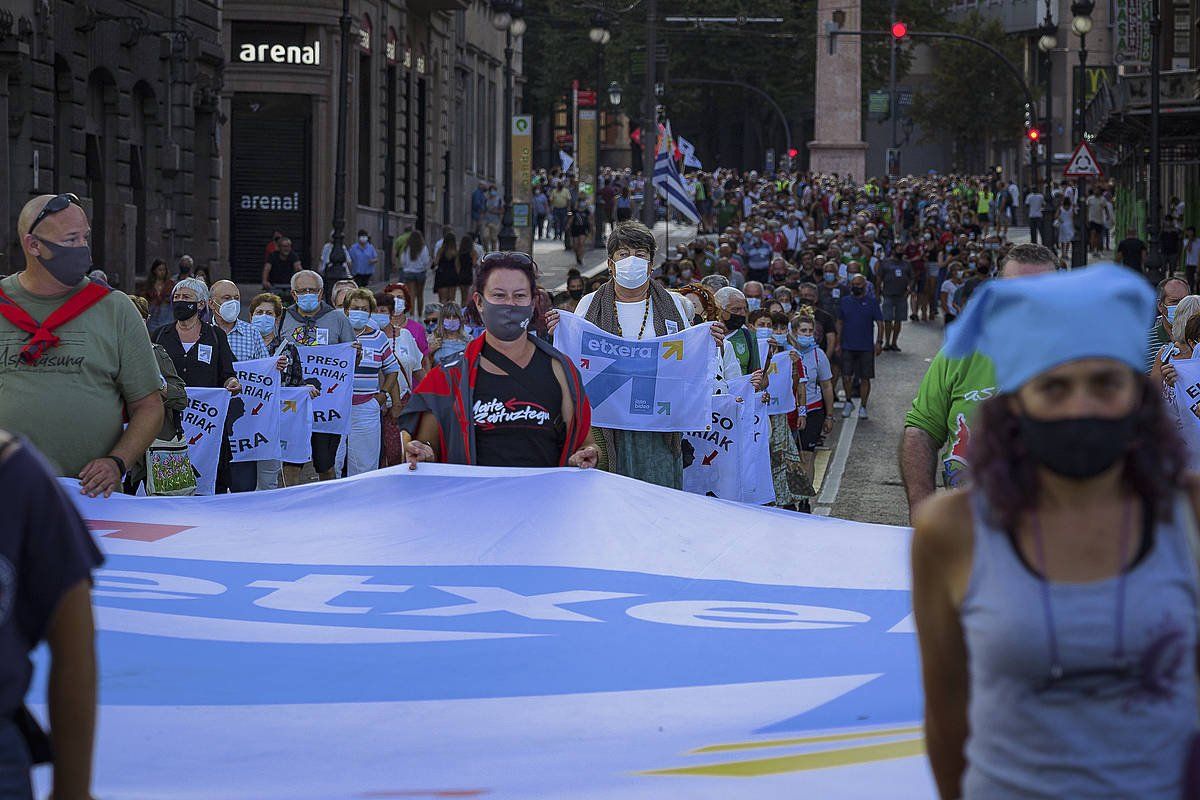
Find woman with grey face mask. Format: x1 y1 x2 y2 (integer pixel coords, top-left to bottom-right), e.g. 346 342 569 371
400 252 598 470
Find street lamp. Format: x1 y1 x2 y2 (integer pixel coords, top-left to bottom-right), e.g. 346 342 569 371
591 12 611 248
608 81 622 107
1037 0 1056 197
1069 0 1093 268
493 0 525 252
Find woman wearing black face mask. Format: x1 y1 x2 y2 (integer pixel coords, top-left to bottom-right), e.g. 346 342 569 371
913 265 1200 800
153 277 247 493
401 252 597 470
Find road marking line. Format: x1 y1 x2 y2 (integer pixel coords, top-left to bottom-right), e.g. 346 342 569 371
816 409 859 508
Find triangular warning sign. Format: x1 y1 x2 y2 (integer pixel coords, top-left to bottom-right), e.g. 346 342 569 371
1063 141 1103 178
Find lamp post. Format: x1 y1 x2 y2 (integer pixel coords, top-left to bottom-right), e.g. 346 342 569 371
589 13 611 248
492 0 524 252
1037 3 1056 193
1145 0 1162 279
327 0 353 284
640 0 658 229
1070 0 1093 269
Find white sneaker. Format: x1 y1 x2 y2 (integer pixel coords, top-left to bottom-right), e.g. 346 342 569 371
858 406 869 420
842 402 853 418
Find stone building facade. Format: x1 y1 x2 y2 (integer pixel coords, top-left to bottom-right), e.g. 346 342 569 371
0 0 223 289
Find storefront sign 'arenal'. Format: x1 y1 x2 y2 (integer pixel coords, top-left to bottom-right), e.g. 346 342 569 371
238 40 320 65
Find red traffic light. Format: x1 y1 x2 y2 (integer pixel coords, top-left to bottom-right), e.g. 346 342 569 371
1026 128 1041 141
891 21 908 39
788 148 799 158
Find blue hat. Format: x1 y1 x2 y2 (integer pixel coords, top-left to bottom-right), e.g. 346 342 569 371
942 263 1156 391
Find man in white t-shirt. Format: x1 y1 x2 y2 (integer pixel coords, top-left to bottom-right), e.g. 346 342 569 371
1025 189 1046 245
545 221 727 490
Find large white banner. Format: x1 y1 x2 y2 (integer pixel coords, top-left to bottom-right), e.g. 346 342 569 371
53 465 928 799
1171 358 1200 464
684 377 773 505
278 387 313 465
179 387 231 496
230 357 282 463
298 342 355 435
553 310 716 432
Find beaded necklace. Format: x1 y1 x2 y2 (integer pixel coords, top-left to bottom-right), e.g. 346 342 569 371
614 287 652 340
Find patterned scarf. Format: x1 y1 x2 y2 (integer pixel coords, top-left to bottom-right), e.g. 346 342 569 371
584 278 684 338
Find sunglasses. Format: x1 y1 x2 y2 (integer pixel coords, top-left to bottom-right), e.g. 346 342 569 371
28 193 83 235
480 251 536 270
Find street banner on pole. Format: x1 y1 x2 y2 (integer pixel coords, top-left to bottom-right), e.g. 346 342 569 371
553 310 716 431
578 109 597 195
298 343 356 435
512 114 533 253
66 463 927 799
230 357 282 463
180 387 231 496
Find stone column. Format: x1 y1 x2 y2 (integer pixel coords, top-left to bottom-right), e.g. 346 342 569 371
809 0 869 181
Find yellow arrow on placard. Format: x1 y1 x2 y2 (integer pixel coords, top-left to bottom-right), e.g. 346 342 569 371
282 400 298 413
663 340 684 360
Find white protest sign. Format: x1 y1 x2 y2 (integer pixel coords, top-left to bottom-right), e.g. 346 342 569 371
230 357 282 462
760 350 799 415
683 376 773 505
552 310 715 432
298 343 356 435
279 387 314 465
180 387 232 496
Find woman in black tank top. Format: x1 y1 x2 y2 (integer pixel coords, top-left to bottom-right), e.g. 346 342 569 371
473 342 565 467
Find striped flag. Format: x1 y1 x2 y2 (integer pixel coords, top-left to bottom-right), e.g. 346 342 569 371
652 122 700 224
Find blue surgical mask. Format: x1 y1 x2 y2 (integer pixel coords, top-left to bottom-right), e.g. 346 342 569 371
296 293 320 313
443 318 462 332
796 334 817 349
770 333 788 346
1167 304 1179 323
746 297 762 311
371 312 391 329
251 314 276 335
347 309 370 329
824 271 836 282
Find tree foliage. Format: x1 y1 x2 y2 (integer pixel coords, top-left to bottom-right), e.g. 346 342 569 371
909 9 1026 170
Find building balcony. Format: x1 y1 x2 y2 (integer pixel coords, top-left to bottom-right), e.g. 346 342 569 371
408 0 471 13
1088 68 1200 156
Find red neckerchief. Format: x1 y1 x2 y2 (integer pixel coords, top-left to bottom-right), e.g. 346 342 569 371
0 280 111 364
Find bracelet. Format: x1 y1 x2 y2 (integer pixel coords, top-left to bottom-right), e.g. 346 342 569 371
107 454 127 477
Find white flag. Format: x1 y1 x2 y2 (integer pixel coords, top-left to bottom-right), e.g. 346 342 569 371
298 343 356 435
181 387 231 496
760 351 798 415
677 135 703 169
278 387 314 464
559 149 575 173
230 357 282 462
552 310 715 432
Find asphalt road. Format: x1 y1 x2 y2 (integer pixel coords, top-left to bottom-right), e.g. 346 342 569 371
817 314 945 528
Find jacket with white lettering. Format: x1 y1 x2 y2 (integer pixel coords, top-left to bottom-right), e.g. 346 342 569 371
402 333 591 466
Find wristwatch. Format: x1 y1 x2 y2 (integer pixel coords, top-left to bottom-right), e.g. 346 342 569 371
107 454 127 477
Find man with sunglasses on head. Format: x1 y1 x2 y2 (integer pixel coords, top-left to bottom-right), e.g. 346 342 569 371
0 194 163 498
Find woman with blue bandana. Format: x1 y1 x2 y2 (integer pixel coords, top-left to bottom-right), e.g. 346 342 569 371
912 264 1200 800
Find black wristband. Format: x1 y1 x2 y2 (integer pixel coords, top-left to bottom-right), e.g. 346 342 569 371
107 455 127 477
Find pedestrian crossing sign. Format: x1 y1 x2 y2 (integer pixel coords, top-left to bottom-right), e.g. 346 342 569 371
1063 141 1103 178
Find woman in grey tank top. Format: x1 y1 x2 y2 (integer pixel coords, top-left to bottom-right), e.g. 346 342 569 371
912 264 1200 800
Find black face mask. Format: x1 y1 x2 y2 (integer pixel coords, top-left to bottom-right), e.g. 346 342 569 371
726 313 746 332
172 300 199 322
1018 412 1139 479
851 286 866 296
568 288 584 300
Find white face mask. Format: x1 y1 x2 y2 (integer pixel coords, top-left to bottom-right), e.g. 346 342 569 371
613 255 650 289
392 299 406 316
217 299 241 324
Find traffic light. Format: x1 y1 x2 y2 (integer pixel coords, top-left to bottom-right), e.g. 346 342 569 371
891 21 908 39
1026 127 1041 142
788 148 799 160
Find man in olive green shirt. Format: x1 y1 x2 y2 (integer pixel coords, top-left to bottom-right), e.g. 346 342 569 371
899 243 1056 520
0 194 162 496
